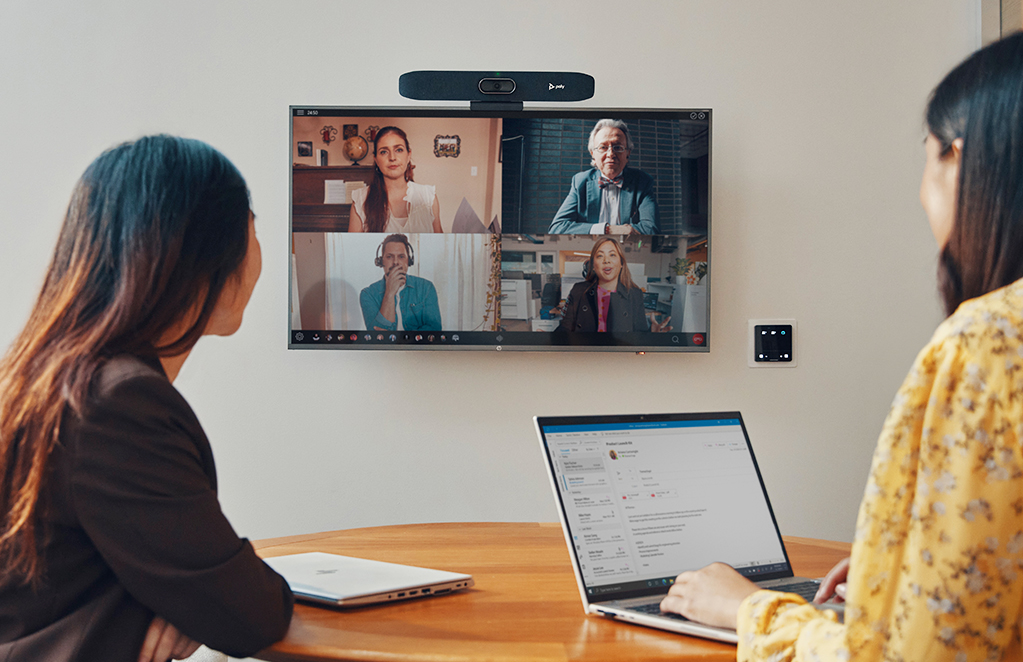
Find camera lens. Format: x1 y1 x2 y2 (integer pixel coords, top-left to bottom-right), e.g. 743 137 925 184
479 78 513 94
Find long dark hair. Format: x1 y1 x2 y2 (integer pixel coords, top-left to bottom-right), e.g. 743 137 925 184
364 126 414 233
584 237 635 290
928 32 1023 316
0 135 251 584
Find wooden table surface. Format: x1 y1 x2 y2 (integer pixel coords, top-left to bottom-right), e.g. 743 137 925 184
252 522 851 662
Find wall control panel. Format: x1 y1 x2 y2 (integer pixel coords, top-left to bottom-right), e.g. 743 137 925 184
748 319 797 368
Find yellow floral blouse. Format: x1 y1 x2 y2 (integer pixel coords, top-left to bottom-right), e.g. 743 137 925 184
737 280 1023 661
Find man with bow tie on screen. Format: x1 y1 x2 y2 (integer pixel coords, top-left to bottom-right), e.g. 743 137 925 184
547 119 659 236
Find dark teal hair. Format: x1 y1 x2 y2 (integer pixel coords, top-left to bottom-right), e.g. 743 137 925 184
928 32 1023 315
0 134 251 584
55 134 251 356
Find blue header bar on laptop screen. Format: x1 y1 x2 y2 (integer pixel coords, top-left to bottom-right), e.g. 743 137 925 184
542 419 740 434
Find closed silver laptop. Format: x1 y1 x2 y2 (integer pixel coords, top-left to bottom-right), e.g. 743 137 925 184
264 552 474 607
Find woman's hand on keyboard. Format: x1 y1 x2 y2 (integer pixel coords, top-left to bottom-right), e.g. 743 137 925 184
813 557 849 604
659 563 759 630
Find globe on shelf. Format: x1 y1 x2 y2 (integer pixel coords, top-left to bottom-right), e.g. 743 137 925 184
343 135 369 164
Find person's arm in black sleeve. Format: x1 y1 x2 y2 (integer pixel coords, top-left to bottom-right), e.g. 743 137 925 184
69 372 293 659
633 287 651 331
559 285 579 331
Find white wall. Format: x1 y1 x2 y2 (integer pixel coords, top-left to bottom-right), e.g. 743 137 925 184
0 1 978 542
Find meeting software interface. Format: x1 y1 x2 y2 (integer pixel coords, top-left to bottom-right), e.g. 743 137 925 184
544 419 788 596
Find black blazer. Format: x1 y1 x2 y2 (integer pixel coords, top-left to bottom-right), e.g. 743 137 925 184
559 280 650 332
0 355 293 661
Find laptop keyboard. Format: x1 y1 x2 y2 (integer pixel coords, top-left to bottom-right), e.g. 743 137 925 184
630 602 690 620
626 580 821 620
774 580 821 601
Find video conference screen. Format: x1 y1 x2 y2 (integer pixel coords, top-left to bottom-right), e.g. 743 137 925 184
289 107 710 351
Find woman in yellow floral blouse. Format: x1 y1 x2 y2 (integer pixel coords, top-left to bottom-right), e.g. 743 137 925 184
659 32 1023 662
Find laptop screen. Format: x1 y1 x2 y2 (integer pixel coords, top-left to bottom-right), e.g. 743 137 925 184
537 413 792 602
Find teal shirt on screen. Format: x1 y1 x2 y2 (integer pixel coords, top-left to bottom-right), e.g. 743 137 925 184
359 274 442 331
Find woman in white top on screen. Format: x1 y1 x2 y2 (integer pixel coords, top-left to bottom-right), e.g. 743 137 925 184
348 126 442 233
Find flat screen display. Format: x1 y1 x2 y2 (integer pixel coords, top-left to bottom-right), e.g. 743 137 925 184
289 106 710 351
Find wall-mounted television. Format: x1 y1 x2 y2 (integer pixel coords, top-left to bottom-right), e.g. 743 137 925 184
289 106 710 351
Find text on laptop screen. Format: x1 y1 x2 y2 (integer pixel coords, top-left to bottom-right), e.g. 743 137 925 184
542 418 787 597
289 107 710 352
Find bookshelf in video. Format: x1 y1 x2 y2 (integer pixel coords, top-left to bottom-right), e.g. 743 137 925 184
289 108 710 351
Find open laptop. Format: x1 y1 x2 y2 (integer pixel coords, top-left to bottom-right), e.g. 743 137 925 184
264 552 474 607
535 411 836 644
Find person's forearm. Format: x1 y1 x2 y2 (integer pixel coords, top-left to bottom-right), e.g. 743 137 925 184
378 290 397 325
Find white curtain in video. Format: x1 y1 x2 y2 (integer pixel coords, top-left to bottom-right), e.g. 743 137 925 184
324 233 491 331
324 233 363 330
415 234 490 331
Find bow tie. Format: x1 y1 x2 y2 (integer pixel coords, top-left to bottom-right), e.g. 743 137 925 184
599 175 623 190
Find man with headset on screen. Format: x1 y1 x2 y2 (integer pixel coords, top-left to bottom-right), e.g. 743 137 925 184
360 234 442 332
547 119 659 236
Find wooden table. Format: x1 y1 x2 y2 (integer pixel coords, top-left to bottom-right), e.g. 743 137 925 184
253 522 850 662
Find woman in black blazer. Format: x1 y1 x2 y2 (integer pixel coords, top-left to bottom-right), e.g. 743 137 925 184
559 237 670 333
0 136 293 661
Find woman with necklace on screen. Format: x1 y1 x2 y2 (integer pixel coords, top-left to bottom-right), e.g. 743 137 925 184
0 135 292 661
658 32 1023 661
559 237 670 333
348 126 442 233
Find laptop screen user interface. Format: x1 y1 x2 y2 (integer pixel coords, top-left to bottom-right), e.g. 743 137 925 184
541 415 789 600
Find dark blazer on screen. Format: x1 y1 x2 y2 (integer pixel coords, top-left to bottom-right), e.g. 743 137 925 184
559 280 650 333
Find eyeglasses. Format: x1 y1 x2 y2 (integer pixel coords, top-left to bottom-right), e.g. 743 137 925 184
593 144 627 154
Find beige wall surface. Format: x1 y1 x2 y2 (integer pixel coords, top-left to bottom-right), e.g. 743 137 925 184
0 1 980 542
